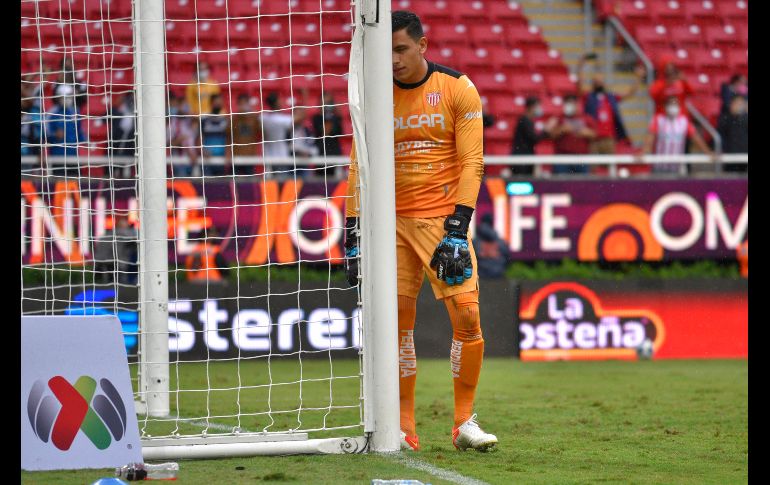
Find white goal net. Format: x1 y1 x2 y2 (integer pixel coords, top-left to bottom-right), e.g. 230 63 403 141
21 0 399 457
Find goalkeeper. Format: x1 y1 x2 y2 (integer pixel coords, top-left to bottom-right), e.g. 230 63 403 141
344 10 497 452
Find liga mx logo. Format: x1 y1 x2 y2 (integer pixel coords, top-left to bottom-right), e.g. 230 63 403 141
426 91 441 107
27 376 128 451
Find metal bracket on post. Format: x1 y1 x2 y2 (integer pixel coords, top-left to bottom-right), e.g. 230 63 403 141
361 0 379 25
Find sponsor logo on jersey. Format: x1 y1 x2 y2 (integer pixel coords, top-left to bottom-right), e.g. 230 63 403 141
394 113 446 130
426 91 442 107
464 111 482 120
518 282 664 360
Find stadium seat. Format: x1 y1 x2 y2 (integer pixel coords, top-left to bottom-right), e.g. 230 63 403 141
290 18 322 45
669 24 704 50
417 0 454 26
725 47 748 74
545 73 577 96
704 25 744 50
196 20 227 45
448 0 489 24
487 2 527 25
463 48 497 75
513 73 547 97
682 0 722 27
258 18 291 48
691 73 715 96
689 95 721 122
615 1 653 34
469 24 506 48
529 49 568 75
487 94 522 119
504 25 548 50
692 48 726 76
541 96 564 118
320 44 350 73
671 48 696 75
165 0 196 20
648 0 686 25
717 0 748 24
473 73 511 96
634 25 671 51
431 24 469 47
321 22 353 43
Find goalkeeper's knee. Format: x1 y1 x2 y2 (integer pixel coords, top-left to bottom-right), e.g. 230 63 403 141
446 291 482 341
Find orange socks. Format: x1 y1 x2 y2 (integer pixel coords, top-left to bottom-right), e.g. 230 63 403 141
397 294 418 437
398 291 484 435
444 291 484 428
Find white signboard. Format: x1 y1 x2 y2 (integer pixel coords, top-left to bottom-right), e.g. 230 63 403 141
21 316 143 470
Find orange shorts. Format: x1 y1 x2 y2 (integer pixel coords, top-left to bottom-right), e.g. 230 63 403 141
396 215 479 300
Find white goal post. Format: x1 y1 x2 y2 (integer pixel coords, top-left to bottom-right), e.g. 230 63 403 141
135 0 400 458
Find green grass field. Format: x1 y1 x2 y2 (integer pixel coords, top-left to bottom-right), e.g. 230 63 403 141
22 357 747 485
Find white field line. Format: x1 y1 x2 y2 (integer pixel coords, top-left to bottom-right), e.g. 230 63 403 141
175 418 491 485
386 453 492 485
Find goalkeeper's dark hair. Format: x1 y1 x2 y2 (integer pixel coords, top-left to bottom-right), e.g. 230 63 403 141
392 11 424 41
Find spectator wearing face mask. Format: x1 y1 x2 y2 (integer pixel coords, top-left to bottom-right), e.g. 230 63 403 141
720 74 748 116
167 93 199 177
186 62 221 115
649 55 694 115
544 94 597 174
643 96 713 174
577 54 644 155
200 93 229 176
510 96 547 175
717 95 748 173
45 84 84 176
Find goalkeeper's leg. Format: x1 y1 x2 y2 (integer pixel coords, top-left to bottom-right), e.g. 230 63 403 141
398 294 419 448
444 290 484 427
445 290 497 451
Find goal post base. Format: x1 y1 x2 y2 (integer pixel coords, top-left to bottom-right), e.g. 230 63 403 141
141 435 369 459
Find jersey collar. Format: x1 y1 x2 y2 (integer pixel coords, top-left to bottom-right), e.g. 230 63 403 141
394 60 434 90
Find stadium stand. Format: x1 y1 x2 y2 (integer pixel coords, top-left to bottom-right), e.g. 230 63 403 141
21 0 746 158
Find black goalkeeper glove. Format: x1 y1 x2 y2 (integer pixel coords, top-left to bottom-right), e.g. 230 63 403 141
430 206 474 286
344 217 360 286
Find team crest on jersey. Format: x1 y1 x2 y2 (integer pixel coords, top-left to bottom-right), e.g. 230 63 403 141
426 91 441 107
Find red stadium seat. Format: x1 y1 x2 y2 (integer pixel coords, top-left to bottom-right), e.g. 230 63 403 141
512 72 547 97
431 24 469 46
259 18 291 48
418 0 454 26
165 0 196 20
463 47 497 74
487 94 524 118
669 24 704 50
227 17 258 44
449 0 489 24
648 0 686 25
704 24 744 49
725 48 748 74
692 48 726 76
691 73 716 96
321 22 353 43
196 19 227 45
545 73 577 96
320 44 350 73
504 24 548 50
468 24 506 48
634 25 671 50
615 1 653 33
717 0 748 24
291 18 322 45
689 95 721 122
487 2 527 25
671 48 696 75
529 49 568 75
682 0 721 27
473 72 511 95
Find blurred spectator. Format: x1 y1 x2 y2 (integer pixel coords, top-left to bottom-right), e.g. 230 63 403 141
53 58 87 111
109 93 136 158
737 240 748 278
21 84 43 159
649 55 693 115
45 84 83 176
717 95 748 172
200 93 229 176
291 105 319 156
472 213 512 279
545 94 596 174
643 96 713 174
186 228 229 283
226 93 263 175
720 74 748 116
510 96 547 175
577 54 644 154
312 91 343 157
186 62 221 115
262 92 293 158
167 93 199 177
93 214 138 285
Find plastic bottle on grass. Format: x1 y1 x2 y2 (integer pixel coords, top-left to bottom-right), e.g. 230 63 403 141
115 462 179 481
371 480 428 485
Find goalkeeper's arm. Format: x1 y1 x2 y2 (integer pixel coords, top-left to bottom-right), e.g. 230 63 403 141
343 141 360 286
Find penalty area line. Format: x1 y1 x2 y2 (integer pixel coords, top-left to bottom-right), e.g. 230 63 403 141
386 453 491 485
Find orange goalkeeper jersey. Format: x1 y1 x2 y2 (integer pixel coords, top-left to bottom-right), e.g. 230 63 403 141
346 61 485 218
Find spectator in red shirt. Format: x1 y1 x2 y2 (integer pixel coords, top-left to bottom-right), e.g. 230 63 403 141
642 96 712 175
649 55 694 115
545 94 597 174
577 54 645 154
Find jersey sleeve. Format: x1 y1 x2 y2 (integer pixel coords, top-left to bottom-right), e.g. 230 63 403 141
345 138 360 218
453 75 485 209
